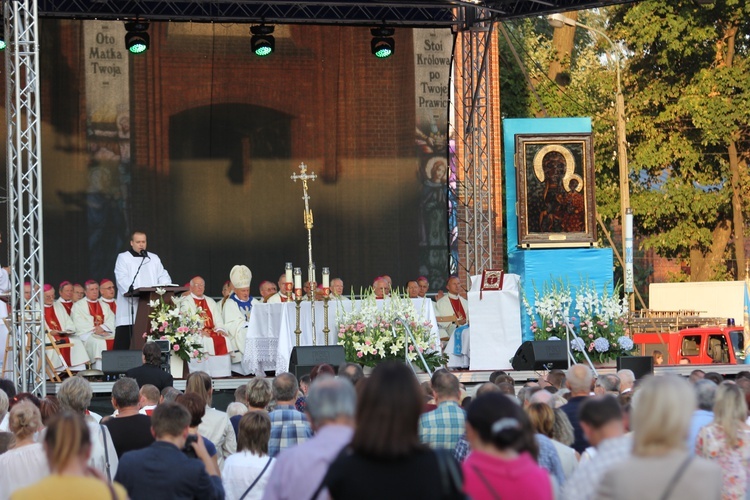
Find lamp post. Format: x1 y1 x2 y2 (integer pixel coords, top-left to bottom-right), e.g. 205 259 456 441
548 14 631 308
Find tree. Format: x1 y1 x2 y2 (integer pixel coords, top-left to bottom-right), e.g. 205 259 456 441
612 0 750 280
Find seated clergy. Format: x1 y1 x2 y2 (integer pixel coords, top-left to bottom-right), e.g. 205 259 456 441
72 279 115 370
221 265 254 374
258 280 278 303
57 281 75 316
373 277 391 299
43 284 89 372
181 276 231 378
99 278 117 315
266 273 290 303
434 275 470 369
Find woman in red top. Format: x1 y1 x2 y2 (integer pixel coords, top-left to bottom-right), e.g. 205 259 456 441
462 393 553 500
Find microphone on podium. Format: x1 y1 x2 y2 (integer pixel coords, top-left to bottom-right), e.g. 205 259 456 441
140 249 148 258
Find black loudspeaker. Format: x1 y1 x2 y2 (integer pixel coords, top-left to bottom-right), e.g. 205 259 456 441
511 341 568 371
288 346 346 379
102 350 143 375
617 356 654 380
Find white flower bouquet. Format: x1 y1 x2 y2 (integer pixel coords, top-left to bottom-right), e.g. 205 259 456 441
337 290 446 370
524 279 635 363
143 288 207 363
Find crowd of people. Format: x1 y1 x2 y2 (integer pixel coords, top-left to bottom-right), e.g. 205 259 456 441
1 363 750 499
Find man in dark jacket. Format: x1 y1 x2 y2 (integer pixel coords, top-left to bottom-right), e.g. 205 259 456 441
126 342 174 391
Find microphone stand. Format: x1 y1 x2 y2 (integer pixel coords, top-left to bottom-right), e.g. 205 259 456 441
128 252 148 346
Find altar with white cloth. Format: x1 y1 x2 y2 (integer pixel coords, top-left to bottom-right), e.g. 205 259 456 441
242 297 440 376
467 273 523 371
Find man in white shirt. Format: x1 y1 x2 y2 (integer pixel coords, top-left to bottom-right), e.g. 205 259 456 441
72 280 116 369
113 231 172 350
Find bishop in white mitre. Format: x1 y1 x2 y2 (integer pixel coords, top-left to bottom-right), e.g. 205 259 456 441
221 265 258 374
72 280 115 369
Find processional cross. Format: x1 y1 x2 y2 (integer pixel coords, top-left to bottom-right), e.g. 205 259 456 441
291 162 319 340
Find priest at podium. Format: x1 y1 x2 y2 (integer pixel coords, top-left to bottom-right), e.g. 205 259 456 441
181 275 231 378
113 231 172 350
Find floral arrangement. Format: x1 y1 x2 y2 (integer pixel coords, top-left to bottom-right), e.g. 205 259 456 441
523 279 635 363
336 290 447 370
144 288 206 363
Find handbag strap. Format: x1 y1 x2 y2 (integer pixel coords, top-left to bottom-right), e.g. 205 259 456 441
659 455 693 500
434 448 464 499
239 456 273 500
470 464 502 500
99 424 112 482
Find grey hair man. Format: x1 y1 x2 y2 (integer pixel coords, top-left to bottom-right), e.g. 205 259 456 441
687 379 717 453
616 369 635 393
594 374 621 396
262 377 356 500
103 377 155 457
267 373 312 457
560 364 593 453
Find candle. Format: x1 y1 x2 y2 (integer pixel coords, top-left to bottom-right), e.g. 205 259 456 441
294 267 302 293
285 262 294 292
322 267 330 288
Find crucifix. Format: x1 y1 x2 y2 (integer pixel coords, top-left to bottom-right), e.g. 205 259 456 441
291 162 318 342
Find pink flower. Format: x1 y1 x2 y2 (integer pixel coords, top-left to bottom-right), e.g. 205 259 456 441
408 345 415 352
192 350 200 358
173 344 180 351
365 340 372 346
356 352 363 358
338 333 345 338
142 332 148 339
588 334 594 339
160 336 167 340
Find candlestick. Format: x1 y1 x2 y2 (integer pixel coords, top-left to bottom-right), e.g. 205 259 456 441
322 267 330 288
323 295 331 345
285 263 293 292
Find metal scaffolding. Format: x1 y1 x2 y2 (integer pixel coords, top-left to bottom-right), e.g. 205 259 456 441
451 13 495 282
5 0 46 394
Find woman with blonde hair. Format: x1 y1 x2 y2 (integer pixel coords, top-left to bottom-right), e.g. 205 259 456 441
12 411 127 499
696 382 750 499
598 375 722 500
527 402 579 479
0 401 48 498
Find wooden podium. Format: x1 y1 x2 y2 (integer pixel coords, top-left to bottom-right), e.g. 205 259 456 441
125 286 188 350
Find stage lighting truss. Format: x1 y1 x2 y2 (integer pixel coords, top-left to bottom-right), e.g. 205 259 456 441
125 21 150 54
251 25 275 56
371 27 395 58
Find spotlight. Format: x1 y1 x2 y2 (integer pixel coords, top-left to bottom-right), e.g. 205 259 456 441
125 21 150 54
0 35 5 52
371 27 395 59
251 25 275 57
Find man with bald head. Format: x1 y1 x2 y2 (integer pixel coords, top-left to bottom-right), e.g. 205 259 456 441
560 363 594 453
266 273 290 303
372 277 390 299
181 275 231 377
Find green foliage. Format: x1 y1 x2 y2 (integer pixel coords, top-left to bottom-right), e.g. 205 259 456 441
611 0 750 270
